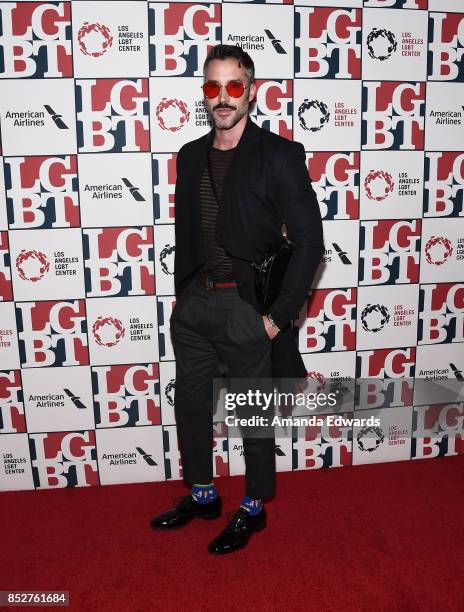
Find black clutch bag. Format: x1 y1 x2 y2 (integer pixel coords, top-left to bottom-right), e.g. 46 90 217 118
251 240 293 313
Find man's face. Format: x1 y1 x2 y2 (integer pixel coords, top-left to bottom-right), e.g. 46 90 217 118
203 58 256 130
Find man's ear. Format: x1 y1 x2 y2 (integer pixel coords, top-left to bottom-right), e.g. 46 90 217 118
248 81 257 103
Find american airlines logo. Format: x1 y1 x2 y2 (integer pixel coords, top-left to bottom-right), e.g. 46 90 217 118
44 105 68 129
226 31 287 55
136 447 157 466
322 243 352 266
121 177 145 202
333 243 352 265
264 30 286 54
450 363 464 382
63 388 86 409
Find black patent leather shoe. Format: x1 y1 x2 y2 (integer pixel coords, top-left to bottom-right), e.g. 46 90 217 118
208 507 267 554
150 495 222 530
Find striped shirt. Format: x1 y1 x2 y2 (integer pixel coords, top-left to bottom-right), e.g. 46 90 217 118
197 146 236 281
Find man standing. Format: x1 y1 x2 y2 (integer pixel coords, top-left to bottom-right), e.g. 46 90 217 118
150 45 324 554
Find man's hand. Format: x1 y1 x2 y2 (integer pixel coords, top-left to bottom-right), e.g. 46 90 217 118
262 315 280 340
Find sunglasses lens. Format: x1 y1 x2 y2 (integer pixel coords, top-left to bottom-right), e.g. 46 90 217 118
202 81 246 98
227 81 245 97
203 82 220 98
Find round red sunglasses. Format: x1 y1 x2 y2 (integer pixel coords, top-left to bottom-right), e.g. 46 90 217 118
202 80 246 99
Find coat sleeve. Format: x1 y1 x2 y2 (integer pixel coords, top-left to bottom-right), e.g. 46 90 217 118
266 141 324 331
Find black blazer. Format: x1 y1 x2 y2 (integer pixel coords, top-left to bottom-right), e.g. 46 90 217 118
173 116 324 378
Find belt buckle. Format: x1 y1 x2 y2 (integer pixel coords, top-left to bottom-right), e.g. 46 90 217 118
205 277 215 290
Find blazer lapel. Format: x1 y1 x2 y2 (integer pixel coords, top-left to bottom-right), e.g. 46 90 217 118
182 132 209 267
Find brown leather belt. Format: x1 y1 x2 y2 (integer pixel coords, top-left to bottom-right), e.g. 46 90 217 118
196 273 238 290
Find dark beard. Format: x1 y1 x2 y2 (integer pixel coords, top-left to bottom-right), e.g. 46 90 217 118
212 105 248 130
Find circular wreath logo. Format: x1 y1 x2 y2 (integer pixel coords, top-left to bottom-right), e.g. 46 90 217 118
366 28 397 61
364 170 395 201
77 22 113 57
357 426 385 452
16 250 50 282
298 99 330 132
165 379 175 407
306 371 326 392
159 244 175 275
361 304 390 332
156 98 190 132
424 236 453 266
92 316 125 347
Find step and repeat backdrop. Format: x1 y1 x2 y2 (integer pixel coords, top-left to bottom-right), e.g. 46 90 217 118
0 0 463 491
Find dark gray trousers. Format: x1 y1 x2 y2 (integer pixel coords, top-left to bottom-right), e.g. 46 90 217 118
170 276 276 499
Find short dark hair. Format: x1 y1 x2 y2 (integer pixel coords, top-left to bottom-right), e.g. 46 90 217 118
203 44 255 83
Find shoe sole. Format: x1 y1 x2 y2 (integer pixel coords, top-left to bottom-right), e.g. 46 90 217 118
150 509 221 530
208 522 267 555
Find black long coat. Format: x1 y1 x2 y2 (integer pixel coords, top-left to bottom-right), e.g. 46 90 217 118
173 116 324 378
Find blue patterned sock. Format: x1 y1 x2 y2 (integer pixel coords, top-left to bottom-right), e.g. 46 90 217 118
191 483 218 504
240 495 263 516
